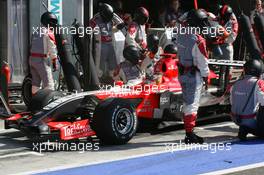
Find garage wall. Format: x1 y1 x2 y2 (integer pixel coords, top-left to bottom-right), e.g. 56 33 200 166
0 0 8 66
7 0 29 83
28 0 84 85
29 0 84 35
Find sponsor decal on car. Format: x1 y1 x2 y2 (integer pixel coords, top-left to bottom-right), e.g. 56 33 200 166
60 119 95 140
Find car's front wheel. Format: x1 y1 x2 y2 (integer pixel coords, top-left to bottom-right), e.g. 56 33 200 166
91 98 137 145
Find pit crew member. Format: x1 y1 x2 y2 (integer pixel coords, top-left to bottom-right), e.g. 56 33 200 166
177 9 210 144
250 0 264 24
125 7 149 51
231 59 264 140
90 3 123 81
141 34 163 80
113 46 144 85
251 0 264 53
216 5 238 90
164 0 183 27
113 0 132 27
218 5 238 61
29 12 58 95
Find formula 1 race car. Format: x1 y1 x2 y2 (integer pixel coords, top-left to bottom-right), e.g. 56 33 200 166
0 54 244 145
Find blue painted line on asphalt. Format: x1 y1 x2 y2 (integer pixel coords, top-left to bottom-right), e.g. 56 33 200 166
36 140 264 175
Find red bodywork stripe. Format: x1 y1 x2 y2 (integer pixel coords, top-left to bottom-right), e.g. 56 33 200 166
50 119 96 140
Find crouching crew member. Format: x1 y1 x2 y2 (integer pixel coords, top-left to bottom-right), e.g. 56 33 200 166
231 59 264 140
126 7 149 50
177 9 210 144
141 34 163 80
113 46 144 85
29 12 58 95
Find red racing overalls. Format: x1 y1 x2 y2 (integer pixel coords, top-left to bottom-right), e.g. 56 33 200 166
177 32 209 133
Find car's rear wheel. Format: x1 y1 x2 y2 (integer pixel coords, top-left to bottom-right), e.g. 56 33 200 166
91 98 137 145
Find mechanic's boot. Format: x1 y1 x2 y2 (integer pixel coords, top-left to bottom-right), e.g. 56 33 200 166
184 132 204 144
238 126 249 141
238 126 258 141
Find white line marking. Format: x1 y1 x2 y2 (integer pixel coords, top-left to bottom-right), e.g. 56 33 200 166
14 150 175 175
0 147 28 153
14 139 237 175
0 151 43 159
201 162 264 175
0 128 18 133
197 123 235 130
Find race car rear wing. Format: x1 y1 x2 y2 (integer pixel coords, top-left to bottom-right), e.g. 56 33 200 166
0 92 11 119
208 59 245 67
208 59 245 94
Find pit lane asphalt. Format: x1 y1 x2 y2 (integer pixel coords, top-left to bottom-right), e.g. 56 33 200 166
0 118 263 175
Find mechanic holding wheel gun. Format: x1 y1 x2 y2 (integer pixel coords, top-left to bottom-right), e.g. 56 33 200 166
29 12 58 95
177 9 210 144
217 5 238 61
217 5 238 90
231 59 264 140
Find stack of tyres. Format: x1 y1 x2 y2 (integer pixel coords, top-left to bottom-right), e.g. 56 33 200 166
240 14 262 60
254 14 264 55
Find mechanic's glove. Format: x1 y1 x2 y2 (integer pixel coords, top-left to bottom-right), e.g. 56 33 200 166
203 77 208 90
52 58 57 72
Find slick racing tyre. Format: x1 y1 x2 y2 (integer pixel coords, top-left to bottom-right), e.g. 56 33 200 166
29 89 64 113
22 75 32 107
91 98 137 145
